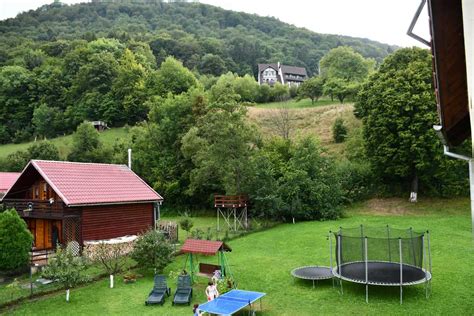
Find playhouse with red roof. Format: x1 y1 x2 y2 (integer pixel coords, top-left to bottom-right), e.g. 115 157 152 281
1 160 163 252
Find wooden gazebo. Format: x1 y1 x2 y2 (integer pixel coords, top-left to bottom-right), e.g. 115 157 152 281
179 239 232 283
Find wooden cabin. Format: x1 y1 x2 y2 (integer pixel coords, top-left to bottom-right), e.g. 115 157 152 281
1 160 163 252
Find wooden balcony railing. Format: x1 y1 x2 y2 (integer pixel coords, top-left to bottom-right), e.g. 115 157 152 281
2 199 75 219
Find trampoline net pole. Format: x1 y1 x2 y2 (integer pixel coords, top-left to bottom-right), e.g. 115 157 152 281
337 233 343 295
410 227 417 266
329 232 334 288
360 225 364 262
387 225 391 262
423 234 428 299
365 237 368 304
399 238 403 305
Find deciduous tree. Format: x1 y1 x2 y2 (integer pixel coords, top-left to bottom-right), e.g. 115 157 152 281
297 76 324 104
354 47 467 200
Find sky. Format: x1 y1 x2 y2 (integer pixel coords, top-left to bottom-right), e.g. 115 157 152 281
0 0 430 47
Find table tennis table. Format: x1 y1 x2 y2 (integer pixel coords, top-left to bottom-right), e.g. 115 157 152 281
198 289 266 316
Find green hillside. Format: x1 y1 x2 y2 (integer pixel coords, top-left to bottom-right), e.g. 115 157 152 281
0 100 356 161
0 127 128 160
0 1 396 76
0 1 395 145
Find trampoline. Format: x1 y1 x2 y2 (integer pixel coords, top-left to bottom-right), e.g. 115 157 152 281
330 225 432 304
291 266 333 288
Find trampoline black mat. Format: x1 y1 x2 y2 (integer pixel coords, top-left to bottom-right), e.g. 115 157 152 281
333 261 430 285
291 266 333 280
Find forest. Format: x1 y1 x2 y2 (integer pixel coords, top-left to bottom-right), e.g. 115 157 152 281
0 1 397 143
0 1 469 219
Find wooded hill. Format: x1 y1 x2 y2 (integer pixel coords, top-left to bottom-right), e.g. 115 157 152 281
0 1 397 76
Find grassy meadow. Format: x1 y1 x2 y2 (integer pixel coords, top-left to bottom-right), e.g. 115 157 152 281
254 98 339 109
0 128 129 160
3 198 473 315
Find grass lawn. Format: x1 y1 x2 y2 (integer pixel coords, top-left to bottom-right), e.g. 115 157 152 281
0 128 129 160
254 98 340 109
4 198 473 315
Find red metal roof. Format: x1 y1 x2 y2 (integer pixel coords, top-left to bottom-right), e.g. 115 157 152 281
180 239 231 256
0 172 20 192
6 160 163 206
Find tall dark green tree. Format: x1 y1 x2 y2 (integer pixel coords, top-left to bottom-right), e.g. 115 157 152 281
355 47 467 199
198 53 227 76
131 90 206 207
181 89 258 195
0 66 36 143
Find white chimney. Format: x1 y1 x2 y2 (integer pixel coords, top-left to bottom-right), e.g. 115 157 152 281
128 148 132 170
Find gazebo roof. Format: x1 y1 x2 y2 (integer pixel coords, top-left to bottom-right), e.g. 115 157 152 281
180 239 231 256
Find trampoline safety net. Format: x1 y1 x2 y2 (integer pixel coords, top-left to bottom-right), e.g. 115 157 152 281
332 225 431 285
334 226 424 268
330 225 432 303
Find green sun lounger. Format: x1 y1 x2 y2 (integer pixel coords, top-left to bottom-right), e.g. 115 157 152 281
145 275 171 306
172 275 193 305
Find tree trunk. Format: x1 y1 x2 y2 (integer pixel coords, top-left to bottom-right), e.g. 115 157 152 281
409 173 418 203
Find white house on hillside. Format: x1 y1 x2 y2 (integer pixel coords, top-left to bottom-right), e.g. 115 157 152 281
257 62 308 86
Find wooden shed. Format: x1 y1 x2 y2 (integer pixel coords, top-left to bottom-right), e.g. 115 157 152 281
1 160 163 252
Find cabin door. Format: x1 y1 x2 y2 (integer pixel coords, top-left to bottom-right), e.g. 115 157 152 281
26 219 63 250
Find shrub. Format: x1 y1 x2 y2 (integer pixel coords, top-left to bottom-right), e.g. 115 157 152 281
289 85 298 98
336 160 377 203
256 84 271 103
246 136 343 221
178 216 194 237
85 242 129 288
42 247 88 302
333 117 348 143
131 230 173 273
0 209 33 271
190 228 204 240
271 82 290 101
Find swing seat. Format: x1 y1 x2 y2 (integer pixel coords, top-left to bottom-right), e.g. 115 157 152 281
198 263 221 277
